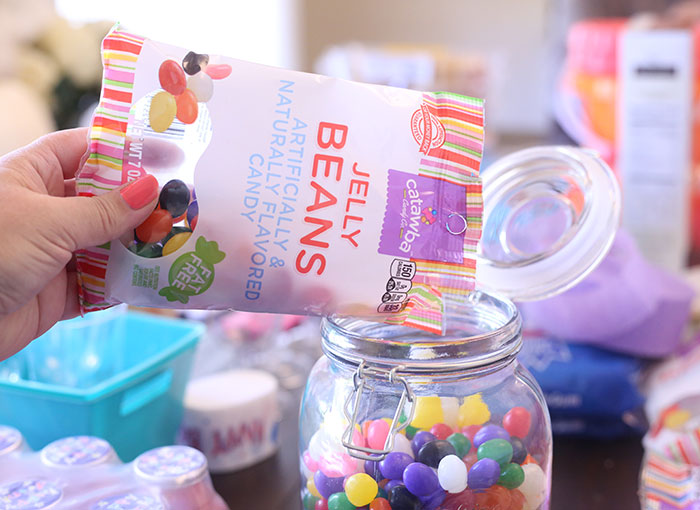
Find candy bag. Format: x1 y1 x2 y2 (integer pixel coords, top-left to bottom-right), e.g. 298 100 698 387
76 26 485 333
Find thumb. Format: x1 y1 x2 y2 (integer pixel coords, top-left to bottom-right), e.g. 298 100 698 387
53 175 160 251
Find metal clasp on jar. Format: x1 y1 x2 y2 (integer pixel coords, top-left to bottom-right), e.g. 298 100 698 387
341 361 416 461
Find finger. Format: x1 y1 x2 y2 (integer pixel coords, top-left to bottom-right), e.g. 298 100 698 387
64 178 76 197
62 270 80 321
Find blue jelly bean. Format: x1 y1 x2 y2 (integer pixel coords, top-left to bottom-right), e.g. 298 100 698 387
411 431 436 457
467 457 501 489
187 200 198 227
403 462 440 497
473 424 510 448
420 488 446 510
379 452 413 480
313 469 344 499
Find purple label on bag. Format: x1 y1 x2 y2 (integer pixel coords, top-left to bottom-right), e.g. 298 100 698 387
0 479 62 510
135 446 206 481
378 170 466 263
92 494 164 510
0 426 21 455
42 436 113 466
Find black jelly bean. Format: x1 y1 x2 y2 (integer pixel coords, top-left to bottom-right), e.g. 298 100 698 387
417 439 457 468
182 51 210 75
511 436 528 465
388 484 421 510
159 179 190 218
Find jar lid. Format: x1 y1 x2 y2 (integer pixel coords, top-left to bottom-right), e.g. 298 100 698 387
134 446 207 487
0 479 62 510
477 146 620 301
0 426 22 456
92 493 164 510
41 436 115 467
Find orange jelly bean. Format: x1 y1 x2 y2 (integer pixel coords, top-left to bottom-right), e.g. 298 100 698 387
176 89 198 124
508 489 526 510
135 209 173 243
474 485 511 510
369 497 391 510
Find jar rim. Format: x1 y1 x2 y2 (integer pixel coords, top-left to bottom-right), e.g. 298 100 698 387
321 292 522 373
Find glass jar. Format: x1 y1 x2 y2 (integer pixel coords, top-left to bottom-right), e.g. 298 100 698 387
298 146 621 510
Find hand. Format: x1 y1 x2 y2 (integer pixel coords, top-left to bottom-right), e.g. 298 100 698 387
0 128 159 360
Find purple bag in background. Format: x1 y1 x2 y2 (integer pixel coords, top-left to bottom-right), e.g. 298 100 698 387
516 231 694 358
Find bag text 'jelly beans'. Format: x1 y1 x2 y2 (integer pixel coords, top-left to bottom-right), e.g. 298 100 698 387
76 26 485 334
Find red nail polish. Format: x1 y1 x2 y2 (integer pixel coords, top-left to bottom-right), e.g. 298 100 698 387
120 175 158 209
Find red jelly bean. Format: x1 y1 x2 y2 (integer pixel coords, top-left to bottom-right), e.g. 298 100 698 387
159 59 187 95
369 497 391 510
205 63 232 80
176 89 198 124
509 489 526 510
503 407 532 438
315 499 328 510
430 423 453 440
475 485 511 510
441 489 475 510
135 209 173 243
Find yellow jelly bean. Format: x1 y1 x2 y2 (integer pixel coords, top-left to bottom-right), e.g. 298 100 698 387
665 409 691 429
410 396 444 429
458 393 491 427
307 477 321 499
149 91 177 133
344 473 378 507
162 232 192 256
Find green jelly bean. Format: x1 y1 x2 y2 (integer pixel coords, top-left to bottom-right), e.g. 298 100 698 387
303 491 319 510
447 432 471 458
498 462 525 489
328 492 355 510
377 487 388 499
477 438 513 467
405 425 419 440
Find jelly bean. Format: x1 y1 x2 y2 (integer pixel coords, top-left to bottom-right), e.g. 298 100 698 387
437 454 468 493
463 452 478 471
417 440 456 469
446 433 471 459
510 437 527 465
467 458 500 489
498 463 525 490
419 488 446 510
187 72 214 102
162 232 191 256
182 51 209 76
369 498 391 510
474 425 510 448
304 492 320 510
176 89 199 124
135 209 173 244
521 455 536 466
159 179 191 217
186 200 199 230
503 407 531 439
403 462 439 496
327 492 355 510
462 425 481 441
379 452 413 480
477 439 513 467
458 394 490 427
441 489 476 510
405 425 419 440
442 397 460 430
475 485 512 510
376 487 388 500
384 479 402 494
345 473 378 507
205 63 232 79
149 91 177 133
429 423 453 440
365 460 381 480
314 470 345 499
128 241 163 258
308 478 322 498
367 420 390 451
159 59 187 95
392 433 414 458
410 431 436 458
315 499 329 510
509 489 526 510
388 484 421 510
304 451 319 472
519 464 546 510
411 396 443 429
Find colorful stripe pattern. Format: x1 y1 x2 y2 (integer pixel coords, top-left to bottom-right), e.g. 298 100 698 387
393 93 485 333
641 452 700 509
76 27 145 312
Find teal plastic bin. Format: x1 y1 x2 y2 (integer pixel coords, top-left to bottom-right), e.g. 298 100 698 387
0 309 203 461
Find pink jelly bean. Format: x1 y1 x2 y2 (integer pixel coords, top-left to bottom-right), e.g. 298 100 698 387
353 428 366 448
205 64 232 80
462 425 481 442
303 450 319 472
367 419 390 450
319 452 345 478
339 453 361 476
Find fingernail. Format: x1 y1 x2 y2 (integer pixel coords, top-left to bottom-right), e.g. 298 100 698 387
120 175 158 209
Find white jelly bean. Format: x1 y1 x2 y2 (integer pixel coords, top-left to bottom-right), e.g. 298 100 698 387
187 72 213 102
308 431 323 461
392 432 414 458
441 397 460 429
437 454 468 493
520 463 546 510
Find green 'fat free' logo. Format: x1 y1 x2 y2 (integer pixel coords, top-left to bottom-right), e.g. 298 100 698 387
159 236 225 304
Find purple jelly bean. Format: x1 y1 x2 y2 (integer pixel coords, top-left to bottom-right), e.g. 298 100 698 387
379 452 414 480
385 479 403 494
411 430 437 457
420 488 446 510
403 462 440 497
467 458 501 489
365 460 381 480
473 424 509 448
313 469 344 499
